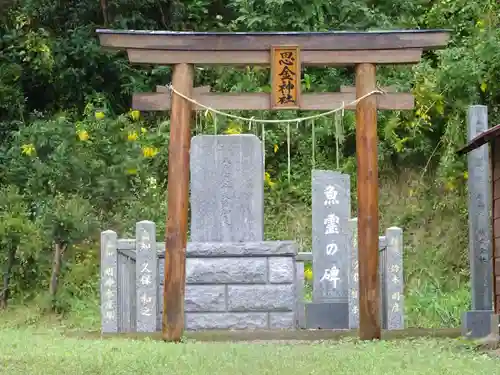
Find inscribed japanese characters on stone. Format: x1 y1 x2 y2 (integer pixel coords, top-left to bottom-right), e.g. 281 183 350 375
101 230 118 333
135 221 157 332
311 170 350 302
384 227 404 330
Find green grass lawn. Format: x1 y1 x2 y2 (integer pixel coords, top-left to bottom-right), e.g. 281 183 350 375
0 328 498 375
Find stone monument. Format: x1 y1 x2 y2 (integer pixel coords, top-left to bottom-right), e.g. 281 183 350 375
306 170 351 328
462 105 494 338
190 134 264 242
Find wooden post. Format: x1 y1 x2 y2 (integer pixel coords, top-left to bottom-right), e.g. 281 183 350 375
355 63 381 340
162 63 194 342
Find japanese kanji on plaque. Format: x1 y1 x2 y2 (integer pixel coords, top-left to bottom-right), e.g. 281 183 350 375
271 46 300 109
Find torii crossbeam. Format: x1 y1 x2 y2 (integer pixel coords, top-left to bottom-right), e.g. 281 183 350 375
96 29 450 342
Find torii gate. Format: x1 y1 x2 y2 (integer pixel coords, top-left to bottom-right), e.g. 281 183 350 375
96 29 450 342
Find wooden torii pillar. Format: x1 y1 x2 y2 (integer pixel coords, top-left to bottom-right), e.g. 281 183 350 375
97 29 450 342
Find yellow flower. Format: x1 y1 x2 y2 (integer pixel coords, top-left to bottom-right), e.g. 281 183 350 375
264 171 275 187
274 144 279 153
77 130 89 141
129 109 140 121
225 124 242 135
141 127 147 134
304 268 313 281
21 143 35 156
142 146 159 158
95 111 105 120
127 131 138 141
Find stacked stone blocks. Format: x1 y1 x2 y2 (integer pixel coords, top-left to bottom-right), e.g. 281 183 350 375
160 242 298 330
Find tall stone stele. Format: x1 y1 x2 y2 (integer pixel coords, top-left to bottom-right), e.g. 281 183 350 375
462 105 494 339
306 170 351 329
190 134 264 242
160 134 299 331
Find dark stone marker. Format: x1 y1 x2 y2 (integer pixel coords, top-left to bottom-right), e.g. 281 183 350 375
462 105 494 338
304 302 349 329
462 310 496 339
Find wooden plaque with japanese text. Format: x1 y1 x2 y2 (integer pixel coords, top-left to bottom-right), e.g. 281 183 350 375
271 46 301 109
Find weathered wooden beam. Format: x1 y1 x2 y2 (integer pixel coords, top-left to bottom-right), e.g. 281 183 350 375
340 85 398 93
127 49 423 66
162 63 193 343
132 92 414 111
356 63 381 341
162 85 399 95
97 29 450 52
157 85 210 94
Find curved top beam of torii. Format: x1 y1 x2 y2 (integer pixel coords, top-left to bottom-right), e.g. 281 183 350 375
96 28 450 52
95 28 450 113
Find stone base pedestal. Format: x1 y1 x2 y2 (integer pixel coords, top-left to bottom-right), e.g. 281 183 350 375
158 241 299 331
305 302 349 329
462 310 494 338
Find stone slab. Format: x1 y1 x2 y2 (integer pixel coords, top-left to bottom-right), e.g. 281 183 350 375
311 170 351 303
159 242 298 284
186 312 268 330
227 284 295 311
185 258 267 284
185 241 298 257
270 312 296 329
467 106 493 311
295 262 306 328
185 285 226 312
347 218 359 329
268 257 295 283
158 285 226 313
462 310 494 338
135 221 157 332
100 230 118 333
348 220 402 330
190 135 264 242
117 250 136 332
385 227 404 330
305 302 349 329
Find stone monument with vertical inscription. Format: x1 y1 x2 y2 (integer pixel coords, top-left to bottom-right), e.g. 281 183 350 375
384 227 404 330
190 134 264 242
135 220 158 332
462 105 494 338
348 218 360 329
348 219 403 329
101 230 118 333
306 170 350 329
